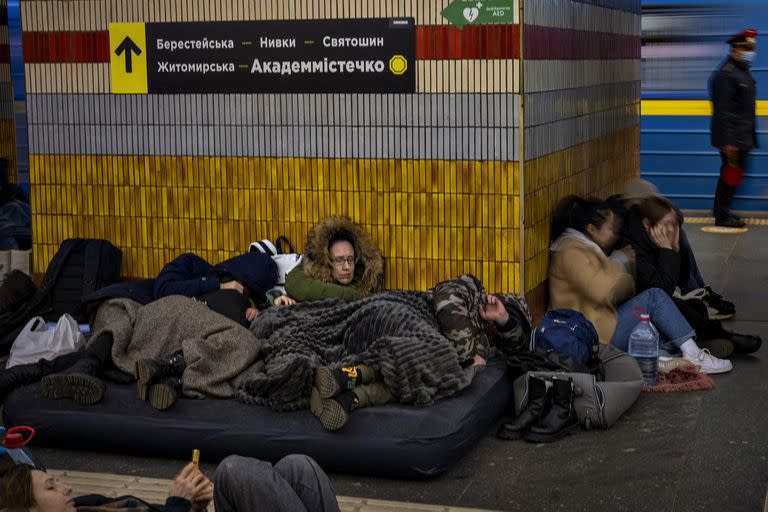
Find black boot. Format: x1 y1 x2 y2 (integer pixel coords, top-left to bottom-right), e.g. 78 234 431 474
524 376 579 443
496 376 551 441
135 352 186 401
0 361 44 403
314 364 375 399
147 377 182 411
728 331 762 354
40 356 105 405
310 387 360 431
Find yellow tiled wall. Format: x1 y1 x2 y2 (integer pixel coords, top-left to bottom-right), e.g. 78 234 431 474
31 155 521 293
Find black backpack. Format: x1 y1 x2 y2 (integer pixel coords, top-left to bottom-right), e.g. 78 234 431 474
0 239 121 352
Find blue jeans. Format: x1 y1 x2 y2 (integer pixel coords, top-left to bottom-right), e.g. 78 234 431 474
679 228 705 293
214 454 340 512
610 288 695 352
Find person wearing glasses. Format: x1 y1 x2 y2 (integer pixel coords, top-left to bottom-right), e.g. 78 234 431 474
285 217 384 303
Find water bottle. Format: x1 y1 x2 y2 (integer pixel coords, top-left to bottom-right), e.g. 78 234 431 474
0 426 37 469
628 310 659 387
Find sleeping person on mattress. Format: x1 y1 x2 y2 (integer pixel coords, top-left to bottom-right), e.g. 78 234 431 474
0 273 530 428
0 250 295 410
239 274 532 431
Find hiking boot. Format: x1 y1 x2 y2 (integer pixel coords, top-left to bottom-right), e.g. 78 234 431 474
728 332 762 354
697 338 734 358
314 365 374 399
135 352 186 401
682 348 733 374
524 376 579 443
496 375 551 441
0 361 44 403
40 357 105 405
147 377 182 411
703 286 735 320
310 387 359 431
714 216 746 229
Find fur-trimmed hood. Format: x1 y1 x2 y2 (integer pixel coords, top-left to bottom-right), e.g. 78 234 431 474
302 217 384 296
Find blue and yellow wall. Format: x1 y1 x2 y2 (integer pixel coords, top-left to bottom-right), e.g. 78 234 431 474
21 0 640 307
640 0 767 211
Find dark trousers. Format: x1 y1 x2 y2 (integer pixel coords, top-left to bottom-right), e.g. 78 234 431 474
213 454 340 512
672 297 729 341
713 150 748 221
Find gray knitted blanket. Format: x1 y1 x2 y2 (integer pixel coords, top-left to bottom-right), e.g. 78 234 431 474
239 291 474 411
91 296 264 399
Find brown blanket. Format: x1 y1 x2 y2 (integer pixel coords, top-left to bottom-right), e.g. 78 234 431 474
91 296 264 399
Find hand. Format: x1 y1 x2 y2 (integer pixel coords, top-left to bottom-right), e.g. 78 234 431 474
471 354 487 367
669 223 680 252
220 280 245 294
478 294 509 327
274 294 296 306
170 463 211 502
191 478 213 512
648 225 673 250
245 307 259 322
620 245 636 265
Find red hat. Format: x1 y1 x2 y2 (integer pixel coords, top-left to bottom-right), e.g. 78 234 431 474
728 29 757 48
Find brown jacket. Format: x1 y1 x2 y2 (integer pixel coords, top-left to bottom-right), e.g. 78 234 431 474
548 237 635 344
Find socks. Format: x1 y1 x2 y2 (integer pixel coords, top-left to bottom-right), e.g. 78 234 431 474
680 339 701 357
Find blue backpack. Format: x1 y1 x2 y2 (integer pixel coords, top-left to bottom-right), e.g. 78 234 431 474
531 309 601 373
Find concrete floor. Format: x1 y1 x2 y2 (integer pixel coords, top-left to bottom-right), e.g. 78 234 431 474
20 224 768 512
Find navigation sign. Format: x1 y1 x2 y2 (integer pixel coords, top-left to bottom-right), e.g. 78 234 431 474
115 37 142 73
109 23 148 94
108 18 415 94
441 1 515 29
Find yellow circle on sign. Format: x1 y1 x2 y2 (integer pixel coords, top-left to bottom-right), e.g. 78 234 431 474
389 55 408 75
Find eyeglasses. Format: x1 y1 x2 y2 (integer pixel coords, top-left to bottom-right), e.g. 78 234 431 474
331 256 357 266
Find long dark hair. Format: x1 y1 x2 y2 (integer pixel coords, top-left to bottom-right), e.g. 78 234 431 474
0 463 35 510
551 196 613 243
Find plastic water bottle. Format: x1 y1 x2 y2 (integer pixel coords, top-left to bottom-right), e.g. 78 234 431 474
0 426 37 469
628 313 659 386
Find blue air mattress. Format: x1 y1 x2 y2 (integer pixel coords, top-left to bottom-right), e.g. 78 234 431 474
2 359 511 479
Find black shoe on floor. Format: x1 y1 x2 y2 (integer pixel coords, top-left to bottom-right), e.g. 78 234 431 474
728 332 763 354
715 216 746 229
704 286 735 319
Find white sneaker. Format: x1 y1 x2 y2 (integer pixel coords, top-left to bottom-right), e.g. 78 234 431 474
683 348 733 374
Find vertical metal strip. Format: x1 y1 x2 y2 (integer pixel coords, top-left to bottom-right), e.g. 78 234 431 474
518 0 526 295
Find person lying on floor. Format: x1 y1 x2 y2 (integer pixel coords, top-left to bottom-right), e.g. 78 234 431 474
618 178 736 320
0 287 293 409
0 453 340 512
239 274 532 431
621 194 761 356
548 195 732 374
285 216 384 303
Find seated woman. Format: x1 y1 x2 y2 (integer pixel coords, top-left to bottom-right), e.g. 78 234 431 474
0 453 340 512
548 196 731 374
285 216 384 302
623 195 761 355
